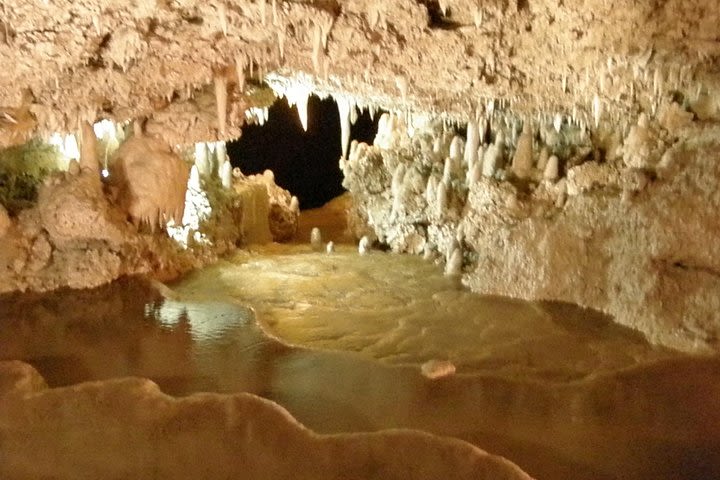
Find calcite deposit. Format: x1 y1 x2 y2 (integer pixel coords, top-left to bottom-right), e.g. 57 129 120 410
342 109 720 353
0 361 532 480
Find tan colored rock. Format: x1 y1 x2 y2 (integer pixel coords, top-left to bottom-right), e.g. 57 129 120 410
0 361 532 480
109 135 190 231
38 174 126 248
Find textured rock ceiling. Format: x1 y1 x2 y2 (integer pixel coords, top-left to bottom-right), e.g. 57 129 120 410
1 0 719 146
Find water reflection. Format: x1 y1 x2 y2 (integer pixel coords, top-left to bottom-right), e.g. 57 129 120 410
0 276 719 480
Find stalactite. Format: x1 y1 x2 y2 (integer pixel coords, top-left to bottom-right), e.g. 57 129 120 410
214 75 228 136
337 96 352 159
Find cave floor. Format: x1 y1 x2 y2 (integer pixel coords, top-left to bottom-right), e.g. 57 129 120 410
1 211 719 479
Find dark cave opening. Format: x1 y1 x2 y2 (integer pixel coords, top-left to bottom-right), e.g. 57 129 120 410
227 95 380 210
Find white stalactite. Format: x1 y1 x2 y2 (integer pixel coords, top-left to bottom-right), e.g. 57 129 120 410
337 96 352 158
284 84 311 132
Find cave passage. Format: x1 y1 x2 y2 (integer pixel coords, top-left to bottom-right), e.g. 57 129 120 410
227 95 380 210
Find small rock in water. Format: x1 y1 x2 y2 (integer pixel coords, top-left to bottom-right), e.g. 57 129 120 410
310 227 323 251
358 236 371 255
421 359 456 379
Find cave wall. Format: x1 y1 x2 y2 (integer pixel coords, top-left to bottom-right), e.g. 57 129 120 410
342 110 720 353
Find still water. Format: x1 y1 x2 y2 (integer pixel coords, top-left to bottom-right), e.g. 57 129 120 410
1 245 719 480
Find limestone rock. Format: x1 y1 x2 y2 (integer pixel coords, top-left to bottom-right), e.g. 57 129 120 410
109 135 190 231
38 174 126 248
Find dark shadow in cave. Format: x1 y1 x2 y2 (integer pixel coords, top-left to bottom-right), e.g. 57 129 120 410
227 95 380 210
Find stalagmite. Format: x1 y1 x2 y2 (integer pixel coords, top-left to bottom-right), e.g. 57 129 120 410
482 132 505 178
263 169 275 184
326 241 335 254
537 147 550 171
511 124 533 179
468 161 482 184
464 120 480 167
359 235 371 255
423 242 435 261
310 227 323 251
436 180 448 215
337 96 352 158
216 142 227 174
195 143 212 178
189 165 201 189
67 159 80 176
449 136 463 161
443 157 453 183
426 176 437 204
220 160 232 189
214 75 228 135
290 196 300 213
544 155 559 182
445 248 463 276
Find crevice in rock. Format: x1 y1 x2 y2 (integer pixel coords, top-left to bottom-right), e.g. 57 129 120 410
669 260 720 279
415 1 464 30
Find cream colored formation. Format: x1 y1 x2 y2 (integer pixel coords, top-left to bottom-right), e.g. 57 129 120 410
0 121 298 294
342 102 720 353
